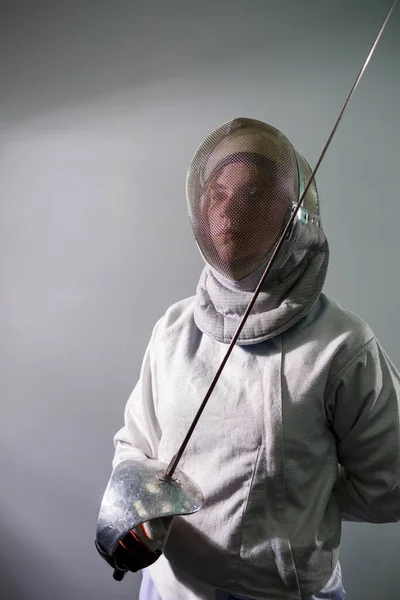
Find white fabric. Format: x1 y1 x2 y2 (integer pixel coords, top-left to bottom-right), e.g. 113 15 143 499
139 562 346 600
113 293 400 599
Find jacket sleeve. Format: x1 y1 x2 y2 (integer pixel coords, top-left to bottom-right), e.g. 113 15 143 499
328 337 400 522
112 321 162 469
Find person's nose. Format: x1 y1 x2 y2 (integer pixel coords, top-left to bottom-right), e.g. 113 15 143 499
219 190 242 219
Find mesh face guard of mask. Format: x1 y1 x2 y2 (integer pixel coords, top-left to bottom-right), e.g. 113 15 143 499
186 118 320 281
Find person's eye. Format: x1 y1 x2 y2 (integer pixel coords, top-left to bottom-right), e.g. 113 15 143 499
247 188 261 200
211 190 226 203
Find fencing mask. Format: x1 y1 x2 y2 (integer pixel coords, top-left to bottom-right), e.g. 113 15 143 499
186 117 320 281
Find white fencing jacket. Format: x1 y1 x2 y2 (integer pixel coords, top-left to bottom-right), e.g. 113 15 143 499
112 221 400 599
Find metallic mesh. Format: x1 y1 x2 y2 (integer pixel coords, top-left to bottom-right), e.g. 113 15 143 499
186 117 319 280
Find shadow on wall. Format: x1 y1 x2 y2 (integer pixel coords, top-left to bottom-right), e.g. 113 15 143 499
1 0 397 126
0 505 143 600
0 508 76 600
340 522 399 598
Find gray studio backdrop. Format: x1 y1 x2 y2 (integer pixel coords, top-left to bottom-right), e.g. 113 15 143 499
1 1 399 599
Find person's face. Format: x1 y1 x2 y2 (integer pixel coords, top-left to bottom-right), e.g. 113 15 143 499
207 161 289 277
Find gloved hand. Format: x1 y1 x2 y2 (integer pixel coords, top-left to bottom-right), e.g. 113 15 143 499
95 517 173 581
132 516 172 553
